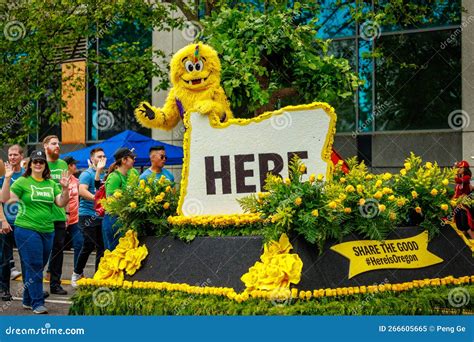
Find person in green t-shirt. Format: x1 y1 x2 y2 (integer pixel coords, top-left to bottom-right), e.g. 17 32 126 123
1 150 69 314
43 135 69 295
103 147 138 251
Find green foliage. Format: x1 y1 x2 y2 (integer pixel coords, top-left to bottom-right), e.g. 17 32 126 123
170 223 265 242
0 0 182 144
201 5 362 117
240 154 457 250
102 174 178 237
70 283 474 315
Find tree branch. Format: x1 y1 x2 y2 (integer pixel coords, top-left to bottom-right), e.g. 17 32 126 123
162 0 198 21
255 87 299 116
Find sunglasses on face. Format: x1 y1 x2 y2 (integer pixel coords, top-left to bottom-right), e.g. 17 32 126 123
160 155 167 160
32 160 45 165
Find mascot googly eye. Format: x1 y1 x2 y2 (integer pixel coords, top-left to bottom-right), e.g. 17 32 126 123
135 43 233 131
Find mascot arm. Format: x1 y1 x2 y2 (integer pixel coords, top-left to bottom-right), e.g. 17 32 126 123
134 91 180 131
191 88 234 123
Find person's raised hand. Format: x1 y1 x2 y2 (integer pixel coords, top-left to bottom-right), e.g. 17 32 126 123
4 162 14 179
97 158 107 172
59 170 70 188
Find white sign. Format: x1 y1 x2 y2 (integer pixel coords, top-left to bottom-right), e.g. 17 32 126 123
178 103 336 216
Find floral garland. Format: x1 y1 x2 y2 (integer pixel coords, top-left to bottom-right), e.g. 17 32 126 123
92 230 149 282
168 213 263 226
240 233 303 292
78 275 474 303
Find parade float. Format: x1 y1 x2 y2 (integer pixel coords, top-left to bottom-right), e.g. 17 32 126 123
71 43 474 315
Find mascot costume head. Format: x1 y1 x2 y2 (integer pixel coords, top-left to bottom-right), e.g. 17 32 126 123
135 43 233 131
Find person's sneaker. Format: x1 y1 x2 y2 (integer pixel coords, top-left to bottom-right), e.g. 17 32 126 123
71 273 84 288
43 291 49 299
50 286 67 295
33 305 48 314
22 304 32 310
10 267 21 280
1 291 12 301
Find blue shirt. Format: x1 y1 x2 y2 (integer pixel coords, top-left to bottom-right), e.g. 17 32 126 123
0 168 24 224
78 167 104 217
139 168 174 184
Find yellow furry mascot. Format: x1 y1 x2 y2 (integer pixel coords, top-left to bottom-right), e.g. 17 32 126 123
135 43 233 130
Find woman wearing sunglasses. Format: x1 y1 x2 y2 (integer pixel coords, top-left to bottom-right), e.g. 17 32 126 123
103 148 139 251
0 150 69 314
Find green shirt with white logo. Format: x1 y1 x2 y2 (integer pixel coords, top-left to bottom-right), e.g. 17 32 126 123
48 159 68 221
11 176 61 233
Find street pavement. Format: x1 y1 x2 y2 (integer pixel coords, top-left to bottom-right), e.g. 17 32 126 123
0 249 96 316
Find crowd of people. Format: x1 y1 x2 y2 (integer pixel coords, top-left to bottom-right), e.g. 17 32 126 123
0 136 174 314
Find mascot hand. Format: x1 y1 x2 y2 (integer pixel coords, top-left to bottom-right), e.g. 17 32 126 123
192 100 229 123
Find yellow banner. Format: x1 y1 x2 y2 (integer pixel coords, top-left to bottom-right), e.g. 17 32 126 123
330 231 443 279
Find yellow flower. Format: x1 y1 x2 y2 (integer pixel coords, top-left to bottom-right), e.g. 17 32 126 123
113 191 122 199
145 187 151 194
155 195 163 203
328 201 337 209
373 191 383 200
389 212 397 221
400 169 407 176
359 198 366 206
158 175 166 185
382 173 392 181
365 174 373 180
129 202 137 209
430 188 438 196
378 204 386 212
415 206 422 214
425 162 433 169
339 177 346 183
139 179 146 189
317 174 324 181
339 194 347 201
450 200 457 207
311 209 319 217
356 184 364 194
284 178 291 185
344 207 352 214
345 185 355 192
166 185 171 192
163 202 170 210
411 191 418 199
309 174 315 183
382 187 393 195
440 204 449 211
388 195 395 201
404 162 411 170
375 180 382 188
442 179 449 186
294 197 302 206
299 164 307 173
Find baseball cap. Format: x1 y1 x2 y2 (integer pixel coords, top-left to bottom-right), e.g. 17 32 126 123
63 156 78 165
114 147 136 161
30 150 46 162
